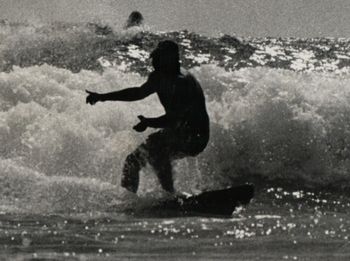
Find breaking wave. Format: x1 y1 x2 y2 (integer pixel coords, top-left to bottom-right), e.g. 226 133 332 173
1 21 350 213
1 63 350 213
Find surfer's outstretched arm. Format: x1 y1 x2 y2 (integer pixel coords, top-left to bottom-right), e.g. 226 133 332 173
86 81 156 105
98 85 154 102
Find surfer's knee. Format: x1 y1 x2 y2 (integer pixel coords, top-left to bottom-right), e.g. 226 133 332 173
121 175 138 193
125 153 137 165
125 148 146 167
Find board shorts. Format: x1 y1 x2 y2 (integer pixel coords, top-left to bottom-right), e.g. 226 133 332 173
141 129 208 161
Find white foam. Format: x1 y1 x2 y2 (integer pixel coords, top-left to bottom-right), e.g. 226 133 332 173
127 44 150 62
255 215 281 219
185 52 211 64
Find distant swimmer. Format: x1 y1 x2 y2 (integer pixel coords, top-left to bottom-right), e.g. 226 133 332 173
86 40 210 194
124 11 144 29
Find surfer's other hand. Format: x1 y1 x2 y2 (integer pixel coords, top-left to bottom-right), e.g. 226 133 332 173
86 90 101 105
133 115 148 132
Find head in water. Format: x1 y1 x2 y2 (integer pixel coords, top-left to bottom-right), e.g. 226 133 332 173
125 11 144 28
150 40 180 74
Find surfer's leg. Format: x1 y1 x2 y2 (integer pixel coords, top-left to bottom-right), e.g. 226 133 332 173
121 148 146 193
145 131 175 193
151 156 175 193
121 131 164 193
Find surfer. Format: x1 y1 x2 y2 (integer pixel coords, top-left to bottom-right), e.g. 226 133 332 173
124 11 144 29
86 40 210 194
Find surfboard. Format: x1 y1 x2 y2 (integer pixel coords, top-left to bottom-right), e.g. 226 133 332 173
150 184 254 217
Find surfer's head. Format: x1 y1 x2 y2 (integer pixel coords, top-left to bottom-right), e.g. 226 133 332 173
125 11 143 28
150 40 180 74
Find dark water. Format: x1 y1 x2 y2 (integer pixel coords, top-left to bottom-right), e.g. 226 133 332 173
1 188 350 260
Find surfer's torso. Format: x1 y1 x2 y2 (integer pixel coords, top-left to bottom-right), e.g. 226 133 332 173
147 69 209 151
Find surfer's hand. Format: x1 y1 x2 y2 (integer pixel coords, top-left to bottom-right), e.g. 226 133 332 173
133 115 148 132
86 90 101 105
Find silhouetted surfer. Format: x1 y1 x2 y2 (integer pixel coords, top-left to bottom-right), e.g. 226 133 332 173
124 11 144 29
86 40 209 194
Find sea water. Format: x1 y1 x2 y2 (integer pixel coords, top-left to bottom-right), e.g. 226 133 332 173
0 22 350 260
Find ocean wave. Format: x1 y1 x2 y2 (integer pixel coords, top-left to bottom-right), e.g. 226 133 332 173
1 20 350 213
1 22 349 74
192 66 350 190
1 63 350 212
0 158 120 213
